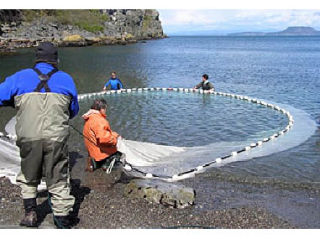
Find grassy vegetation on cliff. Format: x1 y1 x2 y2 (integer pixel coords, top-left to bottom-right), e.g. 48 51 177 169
142 15 152 31
22 10 109 33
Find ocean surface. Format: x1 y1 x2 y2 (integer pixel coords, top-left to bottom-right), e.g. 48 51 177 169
0 36 320 227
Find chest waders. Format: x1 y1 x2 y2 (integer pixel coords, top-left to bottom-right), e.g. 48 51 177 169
33 67 59 92
202 82 211 91
16 67 75 228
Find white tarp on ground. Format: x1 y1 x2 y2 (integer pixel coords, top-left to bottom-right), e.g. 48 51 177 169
0 117 20 183
117 138 185 166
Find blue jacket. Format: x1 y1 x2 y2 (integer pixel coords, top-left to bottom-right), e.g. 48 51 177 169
104 78 123 90
0 62 79 119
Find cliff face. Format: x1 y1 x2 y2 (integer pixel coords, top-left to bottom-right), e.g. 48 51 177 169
0 10 165 51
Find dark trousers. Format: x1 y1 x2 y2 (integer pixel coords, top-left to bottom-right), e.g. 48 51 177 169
16 139 74 216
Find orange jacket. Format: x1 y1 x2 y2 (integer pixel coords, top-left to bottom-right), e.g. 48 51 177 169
82 109 119 161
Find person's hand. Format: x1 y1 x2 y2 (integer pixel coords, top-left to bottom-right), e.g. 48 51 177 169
103 87 106 91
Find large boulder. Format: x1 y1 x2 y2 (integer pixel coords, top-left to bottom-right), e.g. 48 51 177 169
61 34 86 47
124 179 195 209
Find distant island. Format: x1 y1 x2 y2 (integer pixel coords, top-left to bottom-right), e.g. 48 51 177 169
228 26 320 36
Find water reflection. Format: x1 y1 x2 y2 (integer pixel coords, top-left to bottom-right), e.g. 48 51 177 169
71 91 287 147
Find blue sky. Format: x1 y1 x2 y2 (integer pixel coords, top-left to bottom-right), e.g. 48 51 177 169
158 10 320 35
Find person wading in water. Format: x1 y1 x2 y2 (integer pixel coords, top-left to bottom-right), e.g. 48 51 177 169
194 74 215 91
103 72 124 91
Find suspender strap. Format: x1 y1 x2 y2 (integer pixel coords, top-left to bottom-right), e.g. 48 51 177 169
33 67 59 92
202 81 211 90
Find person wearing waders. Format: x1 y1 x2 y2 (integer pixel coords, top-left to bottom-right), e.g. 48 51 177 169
0 42 79 228
193 74 215 91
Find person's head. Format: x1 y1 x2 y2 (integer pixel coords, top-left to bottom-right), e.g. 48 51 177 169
35 42 58 67
111 72 117 79
91 99 107 115
202 74 209 82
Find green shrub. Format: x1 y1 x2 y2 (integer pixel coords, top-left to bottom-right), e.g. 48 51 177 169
54 10 109 33
22 10 54 22
22 10 109 33
142 15 152 30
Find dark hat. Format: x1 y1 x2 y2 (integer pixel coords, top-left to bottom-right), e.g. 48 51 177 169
35 42 58 64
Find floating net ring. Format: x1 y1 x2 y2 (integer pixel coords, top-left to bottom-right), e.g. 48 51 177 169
76 88 294 182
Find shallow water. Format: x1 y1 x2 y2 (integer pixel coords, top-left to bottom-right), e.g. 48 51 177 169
1 36 319 184
74 91 288 147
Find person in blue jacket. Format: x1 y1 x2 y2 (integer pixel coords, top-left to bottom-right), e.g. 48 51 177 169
0 42 79 228
103 72 124 91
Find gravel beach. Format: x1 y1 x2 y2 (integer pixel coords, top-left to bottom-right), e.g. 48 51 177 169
0 163 296 229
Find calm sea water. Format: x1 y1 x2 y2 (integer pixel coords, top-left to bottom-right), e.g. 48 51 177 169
0 36 319 183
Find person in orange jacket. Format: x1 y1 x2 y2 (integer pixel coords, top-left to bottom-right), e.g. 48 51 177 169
82 98 122 172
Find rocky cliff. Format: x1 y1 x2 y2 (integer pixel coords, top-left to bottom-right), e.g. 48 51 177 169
0 9 166 51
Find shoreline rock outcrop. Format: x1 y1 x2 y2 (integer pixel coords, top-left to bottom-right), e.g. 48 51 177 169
0 9 167 53
124 179 196 209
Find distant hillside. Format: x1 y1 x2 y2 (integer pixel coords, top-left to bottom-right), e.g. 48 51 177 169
268 26 320 36
229 26 320 36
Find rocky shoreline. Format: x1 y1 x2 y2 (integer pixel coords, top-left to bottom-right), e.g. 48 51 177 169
0 34 166 54
2 147 319 229
0 9 167 53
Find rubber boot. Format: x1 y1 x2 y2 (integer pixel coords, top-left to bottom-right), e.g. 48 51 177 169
85 157 96 172
112 152 123 168
115 152 124 166
119 152 126 164
102 158 111 171
104 152 124 172
102 153 121 172
53 215 72 229
20 198 38 227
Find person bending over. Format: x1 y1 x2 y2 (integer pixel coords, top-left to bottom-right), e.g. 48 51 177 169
194 74 215 91
82 99 122 172
103 72 124 91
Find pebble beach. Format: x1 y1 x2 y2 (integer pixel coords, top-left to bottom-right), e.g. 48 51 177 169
0 162 296 229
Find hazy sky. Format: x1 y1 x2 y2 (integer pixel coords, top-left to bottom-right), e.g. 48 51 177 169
158 9 320 35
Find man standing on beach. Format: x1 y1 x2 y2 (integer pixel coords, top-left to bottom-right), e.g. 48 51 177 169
0 42 79 228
